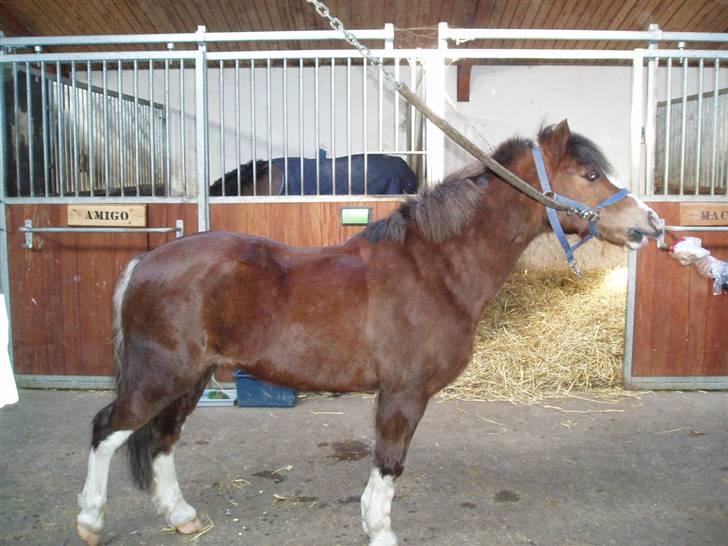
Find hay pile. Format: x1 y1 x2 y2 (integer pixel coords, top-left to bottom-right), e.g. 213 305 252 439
440 267 629 404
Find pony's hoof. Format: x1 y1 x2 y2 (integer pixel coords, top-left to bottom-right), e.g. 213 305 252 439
76 523 100 546
176 517 203 535
370 530 398 546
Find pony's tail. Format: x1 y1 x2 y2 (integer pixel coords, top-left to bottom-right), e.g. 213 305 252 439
127 422 155 490
112 255 143 392
111 255 155 491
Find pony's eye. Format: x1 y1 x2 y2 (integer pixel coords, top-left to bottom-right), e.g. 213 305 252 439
585 171 600 182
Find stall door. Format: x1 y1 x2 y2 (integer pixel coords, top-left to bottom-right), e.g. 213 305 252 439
7 203 196 385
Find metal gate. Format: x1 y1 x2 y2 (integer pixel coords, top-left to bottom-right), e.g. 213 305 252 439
625 46 728 389
1 25 726 388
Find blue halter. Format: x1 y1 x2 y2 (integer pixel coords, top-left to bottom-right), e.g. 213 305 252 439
532 146 630 276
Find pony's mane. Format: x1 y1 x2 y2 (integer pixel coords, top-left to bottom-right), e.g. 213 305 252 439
361 136 531 244
361 126 611 245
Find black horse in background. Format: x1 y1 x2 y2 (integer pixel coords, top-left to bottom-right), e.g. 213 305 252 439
210 153 418 196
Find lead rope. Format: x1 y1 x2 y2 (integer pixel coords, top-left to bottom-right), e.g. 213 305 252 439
303 0 599 222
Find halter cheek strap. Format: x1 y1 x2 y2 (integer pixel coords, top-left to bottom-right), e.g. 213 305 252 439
532 146 630 276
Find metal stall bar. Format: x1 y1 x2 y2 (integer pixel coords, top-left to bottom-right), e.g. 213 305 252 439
315 57 320 194
284 58 289 194
196 28 210 231
330 57 334 194
362 57 367 194
180 59 187 196
117 61 124 196
12 63 19 196
165 58 171 195
25 62 35 196
267 59 273 195
663 58 672 194
235 59 241 195
149 59 156 196
695 58 704 195
219 59 225 195
41 61 49 197
710 59 719 194
250 59 257 195
347 57 351 195
299 58 304 196
19 220 185 250
679 55 688 193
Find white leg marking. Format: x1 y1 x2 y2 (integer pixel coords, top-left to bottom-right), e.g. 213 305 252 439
151 450 198 527
77 430 133 533
361 468 398 546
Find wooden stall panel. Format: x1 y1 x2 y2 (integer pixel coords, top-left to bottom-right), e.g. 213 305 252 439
632 202 728 378
7 203 197 377
210 200 402 247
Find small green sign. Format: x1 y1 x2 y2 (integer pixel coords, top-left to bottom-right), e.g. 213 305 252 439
341 207 372 226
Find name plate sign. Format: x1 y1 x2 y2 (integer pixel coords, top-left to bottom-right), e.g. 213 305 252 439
679 203 728 226
67 204 147 227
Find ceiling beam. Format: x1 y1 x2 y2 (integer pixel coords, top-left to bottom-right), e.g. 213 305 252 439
0 1 32 36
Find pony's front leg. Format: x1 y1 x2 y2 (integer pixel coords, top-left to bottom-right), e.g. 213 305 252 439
361 389 429 546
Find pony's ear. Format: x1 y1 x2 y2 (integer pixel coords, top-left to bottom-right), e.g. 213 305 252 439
546 119 571 160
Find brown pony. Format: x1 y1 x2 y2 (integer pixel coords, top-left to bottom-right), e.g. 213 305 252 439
76 121 662 546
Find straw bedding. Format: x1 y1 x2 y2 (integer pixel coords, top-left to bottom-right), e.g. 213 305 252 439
440 268 629 403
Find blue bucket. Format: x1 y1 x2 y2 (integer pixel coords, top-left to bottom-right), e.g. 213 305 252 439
232 370 297 408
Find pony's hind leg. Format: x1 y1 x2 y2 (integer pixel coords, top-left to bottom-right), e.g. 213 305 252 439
144 368 215 534
76 402 133 546
361 390 429 546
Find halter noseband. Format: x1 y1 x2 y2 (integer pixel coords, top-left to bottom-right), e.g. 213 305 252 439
532 146 630 276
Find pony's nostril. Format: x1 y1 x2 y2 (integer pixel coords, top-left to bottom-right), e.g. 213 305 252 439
627 229 645 244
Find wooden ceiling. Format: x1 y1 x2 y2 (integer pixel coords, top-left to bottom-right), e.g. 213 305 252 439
1 0 727 51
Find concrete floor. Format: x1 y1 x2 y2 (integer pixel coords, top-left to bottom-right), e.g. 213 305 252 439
1 389 726 546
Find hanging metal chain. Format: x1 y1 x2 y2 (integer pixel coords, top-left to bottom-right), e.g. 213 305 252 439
302 0 595 219
304 0 402 89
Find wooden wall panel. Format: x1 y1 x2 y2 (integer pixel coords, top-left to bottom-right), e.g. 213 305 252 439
210 199 402 247
632 202 728 378
7 203 198 377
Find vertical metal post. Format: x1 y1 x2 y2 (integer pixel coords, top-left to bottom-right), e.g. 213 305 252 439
0 34 16 368
695 58 704 195
117 61 124 196
283 58 289 194
134 59 140 194
40 61 49 196
630 51 645 195
180 58 187 195
250 59 257 195
149 59 155 196
346 57 351 194
102 61 110 195
710 59 719 195
644 28 658 196
315 57 320 194
72 62 80 196
363 57 368 194
25 62 34 196
195 27 210 231
235 59 240 195
266 58 272 195
299 58 304 196
56 61 64 196
679 51 688 194
164 57 171 195
330 57 335 194
663 57 672 194
12 63 19 195
378 60 383 152
425 29 448 186
219 59 225 195
394 58 399 153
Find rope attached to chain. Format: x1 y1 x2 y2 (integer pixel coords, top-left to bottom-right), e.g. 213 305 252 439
303 0 598 220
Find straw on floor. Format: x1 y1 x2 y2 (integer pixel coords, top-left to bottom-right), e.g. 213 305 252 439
440 267 629 404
